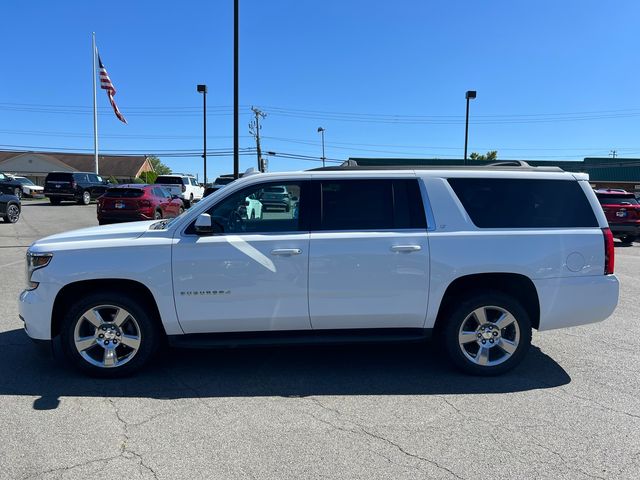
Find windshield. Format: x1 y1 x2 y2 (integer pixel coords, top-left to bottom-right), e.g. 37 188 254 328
15 177 35 185
597 195 639 205
214 177 235 186
104 188 145 198
155 176 183 185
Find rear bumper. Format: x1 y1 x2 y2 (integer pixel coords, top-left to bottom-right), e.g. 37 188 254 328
534 275 619 331
609 223 640 236
45 192 76 198
98 214 153 222
262 201 290 209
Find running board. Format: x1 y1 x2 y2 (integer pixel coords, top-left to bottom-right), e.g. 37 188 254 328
168 328 432 349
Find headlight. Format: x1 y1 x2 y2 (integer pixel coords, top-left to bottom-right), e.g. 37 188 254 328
25 252 53 290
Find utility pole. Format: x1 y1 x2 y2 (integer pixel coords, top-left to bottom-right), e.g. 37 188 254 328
233 0 239 179
249 106 267 172
609 150 617 159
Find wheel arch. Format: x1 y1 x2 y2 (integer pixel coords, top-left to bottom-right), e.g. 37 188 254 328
434 273 540 332
51 279 166 339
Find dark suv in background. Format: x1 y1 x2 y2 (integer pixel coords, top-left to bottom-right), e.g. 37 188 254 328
44 172 110 205
0 172 23 198
595 188 640 244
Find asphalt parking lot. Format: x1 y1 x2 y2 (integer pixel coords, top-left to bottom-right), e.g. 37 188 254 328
1 200 639 480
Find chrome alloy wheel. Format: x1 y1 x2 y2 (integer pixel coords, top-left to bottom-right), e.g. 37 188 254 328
6 204 20 223
83 191 91 204
458 306 520 367
73 305 142 368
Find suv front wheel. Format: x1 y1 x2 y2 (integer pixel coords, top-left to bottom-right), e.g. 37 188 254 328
60 291 161 377
442 292 532 375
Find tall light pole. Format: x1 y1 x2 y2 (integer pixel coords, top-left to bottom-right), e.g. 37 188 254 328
197 84 207 185
464 90 476 165
317 127 326 167
233 0 239 179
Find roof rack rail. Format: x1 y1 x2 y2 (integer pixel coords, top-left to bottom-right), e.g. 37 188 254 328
487 160 531 167
307 160 565 173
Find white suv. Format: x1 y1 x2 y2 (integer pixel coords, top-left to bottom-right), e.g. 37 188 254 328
20 164 619 376
154 174 204 207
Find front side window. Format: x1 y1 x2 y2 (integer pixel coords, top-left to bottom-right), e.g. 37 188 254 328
195 182 304 234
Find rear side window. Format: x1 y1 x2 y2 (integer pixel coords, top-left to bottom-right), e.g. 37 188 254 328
155 176 182 185
104 188 144 198
448 178 598 228
318 179 426 231
74 173 89 183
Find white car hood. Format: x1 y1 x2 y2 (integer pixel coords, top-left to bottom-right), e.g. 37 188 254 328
30 221 157 251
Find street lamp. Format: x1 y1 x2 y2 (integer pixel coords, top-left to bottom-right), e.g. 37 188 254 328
464 90 476 165
317 127 326 167
197 84 207 185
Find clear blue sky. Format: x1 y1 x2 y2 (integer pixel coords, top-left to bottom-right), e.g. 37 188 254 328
1 0 639 181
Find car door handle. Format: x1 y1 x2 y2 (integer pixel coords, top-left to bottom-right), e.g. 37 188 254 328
391 245 422 253
271 248 303 256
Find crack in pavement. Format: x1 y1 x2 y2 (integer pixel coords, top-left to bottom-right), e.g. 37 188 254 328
107 398 160 479
303 396 465 480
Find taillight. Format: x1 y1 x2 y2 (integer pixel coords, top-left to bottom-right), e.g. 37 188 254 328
181 184 186 193
603 227 615 275
138 199 151 208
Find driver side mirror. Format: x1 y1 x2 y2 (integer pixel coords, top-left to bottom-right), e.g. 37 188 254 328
195 213 214 235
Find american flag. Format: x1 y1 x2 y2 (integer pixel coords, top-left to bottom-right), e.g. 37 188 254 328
98 55 127 124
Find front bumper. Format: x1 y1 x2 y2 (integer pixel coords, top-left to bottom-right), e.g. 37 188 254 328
19 285 58 341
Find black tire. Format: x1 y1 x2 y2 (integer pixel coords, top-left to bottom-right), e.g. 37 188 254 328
14 187 22 200
79 190 91 205
59 291 161 377
178 207 185 215
154 209 163 220
441 291 532 376
2 202 20 223
49 197 61 205
621 235 636 244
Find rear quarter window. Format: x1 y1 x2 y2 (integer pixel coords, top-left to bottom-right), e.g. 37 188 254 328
448 178 598 228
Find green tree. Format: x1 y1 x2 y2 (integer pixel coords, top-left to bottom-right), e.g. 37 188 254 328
138 171 158 184
147 155 171 175
469 150 498 161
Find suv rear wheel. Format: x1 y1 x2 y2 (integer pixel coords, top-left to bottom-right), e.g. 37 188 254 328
442 291 532 375
79 190 91 205
60 291 161 377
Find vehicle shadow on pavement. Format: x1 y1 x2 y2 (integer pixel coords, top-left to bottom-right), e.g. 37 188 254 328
0 329 571 410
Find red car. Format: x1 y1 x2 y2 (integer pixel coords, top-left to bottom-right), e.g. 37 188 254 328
595 188 640 244
97 184 184 225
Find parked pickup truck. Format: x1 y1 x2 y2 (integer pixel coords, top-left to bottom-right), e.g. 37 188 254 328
20 163 619 377
154 174 204 207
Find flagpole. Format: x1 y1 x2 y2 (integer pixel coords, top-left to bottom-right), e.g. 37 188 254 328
92 32 99 174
